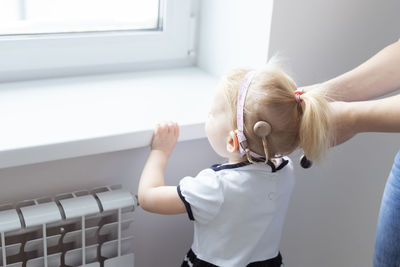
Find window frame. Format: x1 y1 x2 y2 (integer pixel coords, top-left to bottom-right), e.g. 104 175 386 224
0 0 194 82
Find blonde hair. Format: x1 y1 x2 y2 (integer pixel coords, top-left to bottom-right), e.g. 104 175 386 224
220 62 332 162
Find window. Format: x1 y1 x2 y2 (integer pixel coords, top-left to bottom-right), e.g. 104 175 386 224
0 0 161 35
0 0 195 82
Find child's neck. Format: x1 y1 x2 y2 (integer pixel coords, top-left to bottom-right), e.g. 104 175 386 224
228 155 246 164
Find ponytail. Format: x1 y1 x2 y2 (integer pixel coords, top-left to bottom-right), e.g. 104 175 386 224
298 90 333 161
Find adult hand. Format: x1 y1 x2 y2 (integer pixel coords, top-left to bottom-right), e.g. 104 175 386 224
329 101 357 146
151 121 179 157
302 85 358 146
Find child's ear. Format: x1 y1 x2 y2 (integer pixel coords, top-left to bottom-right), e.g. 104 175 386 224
227 131 239 153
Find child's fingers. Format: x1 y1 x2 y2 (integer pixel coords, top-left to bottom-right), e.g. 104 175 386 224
165 121 178 137
154 121 178 137
153 123 165 141
167 121 178 136
166 122 173 134
174 122 179 138
154 123 161 134
157 122 169 134
151 121 179 153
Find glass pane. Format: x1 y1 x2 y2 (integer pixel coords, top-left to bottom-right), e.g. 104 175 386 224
0 0 19 22
0 0 160 36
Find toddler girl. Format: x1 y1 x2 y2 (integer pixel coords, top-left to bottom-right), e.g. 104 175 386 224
138 61 332 267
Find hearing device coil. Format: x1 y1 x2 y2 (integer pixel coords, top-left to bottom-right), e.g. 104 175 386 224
253 121 272 162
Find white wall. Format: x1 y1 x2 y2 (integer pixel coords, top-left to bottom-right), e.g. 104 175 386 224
268 0 400 86
282 135 400 267
268 1 400 266
197 0 274 77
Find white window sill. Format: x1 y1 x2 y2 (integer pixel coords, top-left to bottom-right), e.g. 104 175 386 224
0 67 218 169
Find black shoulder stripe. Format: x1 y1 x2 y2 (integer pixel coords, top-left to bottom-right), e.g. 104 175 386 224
276 159 289 171
177 185 194 221
267 160 276 172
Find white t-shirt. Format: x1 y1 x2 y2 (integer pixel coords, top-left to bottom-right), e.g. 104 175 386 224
177 158 295 267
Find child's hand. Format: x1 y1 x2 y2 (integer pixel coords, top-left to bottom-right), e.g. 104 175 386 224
151 122 179 157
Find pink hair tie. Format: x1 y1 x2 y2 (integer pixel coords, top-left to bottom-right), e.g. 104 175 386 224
294 89 304 103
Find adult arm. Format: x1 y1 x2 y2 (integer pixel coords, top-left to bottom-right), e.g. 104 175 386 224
331 94 400 145
307 41 400 101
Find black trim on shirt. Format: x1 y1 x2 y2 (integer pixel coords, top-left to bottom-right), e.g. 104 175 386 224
177 185 195 221
210 158 289 173
275 158 289 171
181 248 283 267
210 161 251 171
262 158 289 173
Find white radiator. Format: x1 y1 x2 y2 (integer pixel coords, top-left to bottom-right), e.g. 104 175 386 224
0 185 137 267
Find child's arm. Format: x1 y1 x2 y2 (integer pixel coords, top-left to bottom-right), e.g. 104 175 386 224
138 122 186 214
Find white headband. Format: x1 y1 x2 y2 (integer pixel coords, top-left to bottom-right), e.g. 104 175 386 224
236 71 264 159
